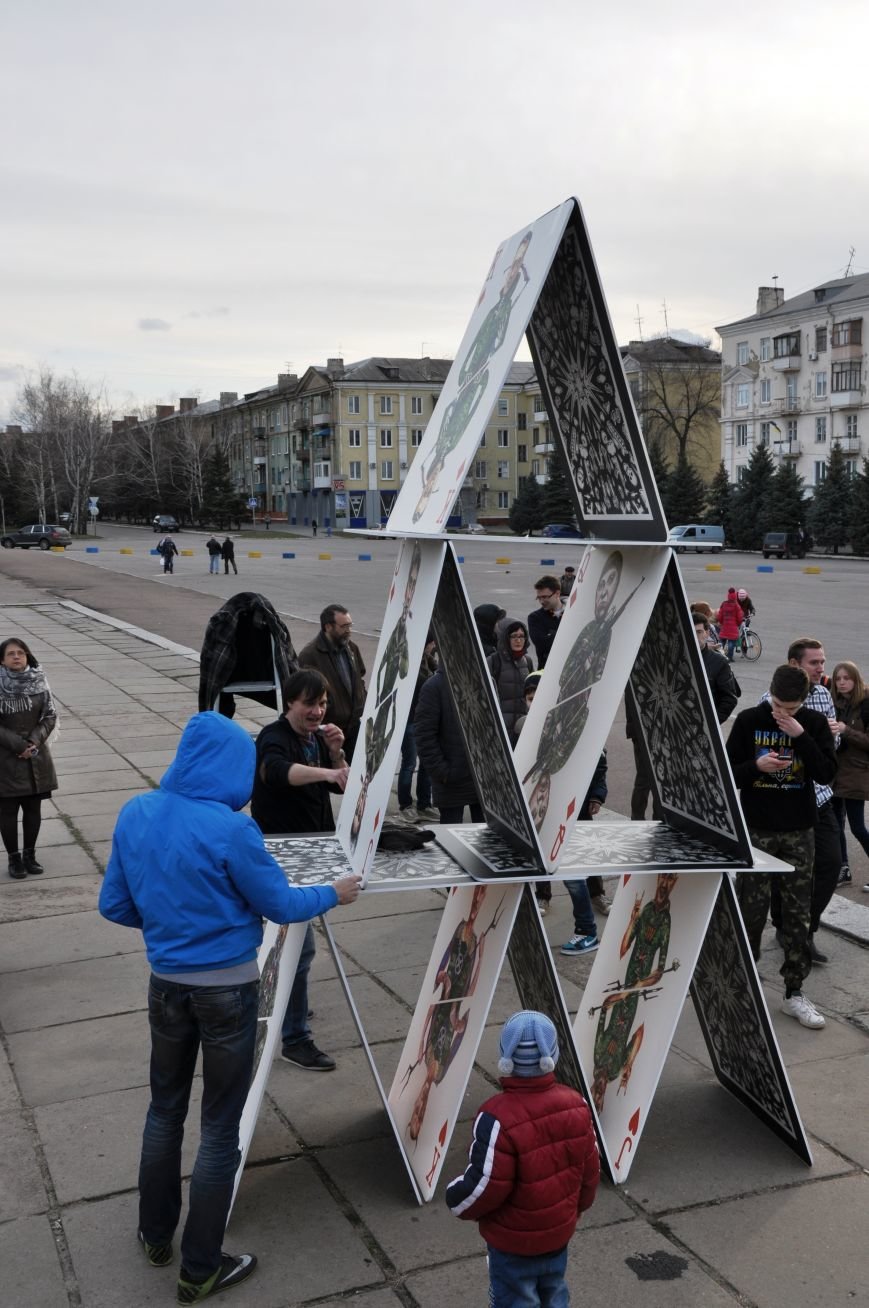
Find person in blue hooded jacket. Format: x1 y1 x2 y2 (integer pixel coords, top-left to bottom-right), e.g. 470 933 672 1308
99 711 360 1304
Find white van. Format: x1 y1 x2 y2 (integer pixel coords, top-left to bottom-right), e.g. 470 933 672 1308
668 524 725 553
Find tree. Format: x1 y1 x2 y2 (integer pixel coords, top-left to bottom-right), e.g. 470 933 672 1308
770 459 807 533
809 442 853 554
201 446 247 528
508 477 545 535
847 457 869 556
631 338 721 468
647 443 671 519
729 444 776 550
706 461 735 542
662 454 707 524
541 457 577 524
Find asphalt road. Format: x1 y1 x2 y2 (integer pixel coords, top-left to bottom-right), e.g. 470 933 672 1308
1 524 866 833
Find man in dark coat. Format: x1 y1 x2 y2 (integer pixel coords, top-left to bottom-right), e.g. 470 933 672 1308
415 668 482 823
692 611 739 723
298 605 367 763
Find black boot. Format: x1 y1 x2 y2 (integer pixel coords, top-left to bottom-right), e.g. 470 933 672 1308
808 934 828 965
23 848 44 875
8 852 26 879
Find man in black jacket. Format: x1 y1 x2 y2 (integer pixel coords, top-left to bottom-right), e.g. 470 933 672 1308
415 669 482 823
726 664 837 1030
692 611 739 723
298 605 366 763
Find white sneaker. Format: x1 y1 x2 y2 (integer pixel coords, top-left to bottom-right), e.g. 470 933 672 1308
781 992 826 1029
592 894 610 917
535 899 549 917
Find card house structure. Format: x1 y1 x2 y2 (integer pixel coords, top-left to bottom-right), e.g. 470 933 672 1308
232 197 810 1212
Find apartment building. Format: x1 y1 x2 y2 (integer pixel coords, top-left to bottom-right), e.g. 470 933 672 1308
717 274 869 491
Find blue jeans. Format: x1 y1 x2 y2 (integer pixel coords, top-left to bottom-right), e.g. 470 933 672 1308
209 555 220 573
139 976 259 1280
487 1244 569 1307
281 922 315 1048
722 638 736 661
564 880 596 937
397 723 432 810
832 796 869 862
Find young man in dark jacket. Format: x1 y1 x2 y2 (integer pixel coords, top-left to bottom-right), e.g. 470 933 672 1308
692 610 739 723
726 664 837 1030
446 1010 599 1307
99 711 360 1302
415 667 482 822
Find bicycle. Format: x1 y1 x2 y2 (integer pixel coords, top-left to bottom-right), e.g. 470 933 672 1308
736 617 762 661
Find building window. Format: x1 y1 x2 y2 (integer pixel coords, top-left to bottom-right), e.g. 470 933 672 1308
816 417 827 442
479 431 486 446
532 427 539 441
498 398 509 417
348 395 360 414
380 396 393 415
475 460 487 479
815 326 827 353
760 337 771 361
737 341 749 365
846 414 858 438
411 427 423 446
736 423 748 447
497 460 509 479
411 395 423 415
832 361 861 391
815 371 827 398
786 377 798 407
517 412 527 431
349 460 362 480
531 458 540 476
532 394 543 411
846 458 859 477
348 428 361 447
380 428 392 447
497 491 509 508
773 332 800 358
760 379 771 404
518 444 527 463
736 383 750 408
497 428 509 447
787 419 798 441
381 459 393 480
832 319 862 347
737 465 749 484
760 422 771 446
814 461 826 485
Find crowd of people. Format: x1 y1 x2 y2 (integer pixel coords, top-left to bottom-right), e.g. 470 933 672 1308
3 557 864 1305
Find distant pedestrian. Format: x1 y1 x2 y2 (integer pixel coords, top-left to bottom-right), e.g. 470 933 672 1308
415 667 482 823
736 588 755 622
264 515 272 531
717 587 743 661
559 565 576 597
158 536 178 574
0 637 57 879
830 660 869 888
527 575 566 670
473 603 506 659
221 537 237 575
446 1010 599 1308
487 620 534 746
311 521 317 537
207 536 222 574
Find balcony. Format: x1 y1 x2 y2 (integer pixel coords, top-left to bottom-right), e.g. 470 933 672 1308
831 389 863 408
533 408 548 422
533 440 555 454
313 471 332 489
253 455 266 466
774 440 802 459
312 409 331 427
837 434 861 453
295 446 310 460
777 396 801 415
252 426 266 437
533 472 550 485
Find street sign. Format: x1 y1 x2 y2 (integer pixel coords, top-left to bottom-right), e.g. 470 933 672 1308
247 497 258 509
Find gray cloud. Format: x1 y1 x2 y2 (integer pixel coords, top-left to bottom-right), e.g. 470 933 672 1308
185 306 230 319
138 318 172 332
0 364 21 381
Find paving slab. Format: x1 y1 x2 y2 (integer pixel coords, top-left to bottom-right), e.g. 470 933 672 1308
0 950 151 1032
0 1108 50 1219
0 1215 69 1308
0 909 140 973
787 1049 869 1169
667 1172 869 1308
27 842 101 878
27 816 79 846
69 813 127 844
56 768 146 796
0 873 103 923
8 1008 151 1106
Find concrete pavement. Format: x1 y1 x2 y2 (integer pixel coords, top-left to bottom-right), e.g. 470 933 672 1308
1 568 868 1308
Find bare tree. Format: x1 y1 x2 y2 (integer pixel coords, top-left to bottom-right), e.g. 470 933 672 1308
625 338 721 470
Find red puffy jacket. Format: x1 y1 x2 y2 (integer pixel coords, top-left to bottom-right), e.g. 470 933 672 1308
444 1073 600 1255
717 596 743 640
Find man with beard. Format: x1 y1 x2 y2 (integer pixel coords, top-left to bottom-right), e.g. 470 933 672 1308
299 605 366 763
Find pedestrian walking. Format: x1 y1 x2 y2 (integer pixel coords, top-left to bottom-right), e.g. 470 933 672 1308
830 660 869 888
0 637 57 879
221 537 237 575
158 536 179 574
311 521 317 537
206 536 222 574
264 515 272 531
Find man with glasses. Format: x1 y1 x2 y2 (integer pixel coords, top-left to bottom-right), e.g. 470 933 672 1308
299 605 367 764
527 575 566 670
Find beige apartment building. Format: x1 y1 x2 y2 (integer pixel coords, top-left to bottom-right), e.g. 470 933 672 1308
717 274 869 490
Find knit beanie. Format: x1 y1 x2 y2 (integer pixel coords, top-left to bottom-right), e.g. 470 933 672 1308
498 1010 559 1077
524 671 542 696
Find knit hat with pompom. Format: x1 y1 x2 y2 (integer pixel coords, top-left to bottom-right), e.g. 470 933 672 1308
498 1010 559 1078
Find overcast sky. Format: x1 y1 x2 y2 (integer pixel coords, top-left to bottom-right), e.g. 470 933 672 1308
3 0 869 423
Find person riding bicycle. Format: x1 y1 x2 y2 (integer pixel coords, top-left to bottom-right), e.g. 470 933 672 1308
737 589 755 623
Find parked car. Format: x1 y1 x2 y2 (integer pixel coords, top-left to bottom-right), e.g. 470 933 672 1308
541 522 583 538
152 514 180 533
0 524 73 550
668 524 725 553
762 530 807 560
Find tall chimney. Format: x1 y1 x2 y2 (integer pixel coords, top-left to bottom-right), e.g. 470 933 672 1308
219 391 238 407
156 404 175 420
278 373 298 390
179 397 197 414
326 357 345 379
756 286 785 315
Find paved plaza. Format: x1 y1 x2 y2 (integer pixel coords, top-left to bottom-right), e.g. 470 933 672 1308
1 536 868 1307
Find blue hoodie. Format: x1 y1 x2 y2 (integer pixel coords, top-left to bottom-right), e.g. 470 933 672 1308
99 711 338 973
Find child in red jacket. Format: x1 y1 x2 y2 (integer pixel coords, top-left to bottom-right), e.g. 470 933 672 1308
445 1010 599 1307
717 587 744 662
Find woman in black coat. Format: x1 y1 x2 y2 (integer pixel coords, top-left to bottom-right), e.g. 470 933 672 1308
0 637 58 878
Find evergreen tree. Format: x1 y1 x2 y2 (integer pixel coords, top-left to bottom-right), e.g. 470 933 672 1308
847 457 869 557
541 456 577 524
730 444 776 550
647 442 671 520
706 461 735 543
508 476 545 535
770 459 807 532
662 454 707 525
201 446 247 529
809 441 853 554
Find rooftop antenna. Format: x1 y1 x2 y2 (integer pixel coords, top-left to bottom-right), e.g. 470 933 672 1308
772 274 779 288
661 299 670 337
845 246 856 277
634 305 644 341
421 341 431 356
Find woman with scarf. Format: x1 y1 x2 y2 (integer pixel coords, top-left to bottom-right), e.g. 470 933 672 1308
487 620 534 746
0 637 58 878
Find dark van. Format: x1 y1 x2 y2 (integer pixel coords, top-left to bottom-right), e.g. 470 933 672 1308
762 531 807 560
